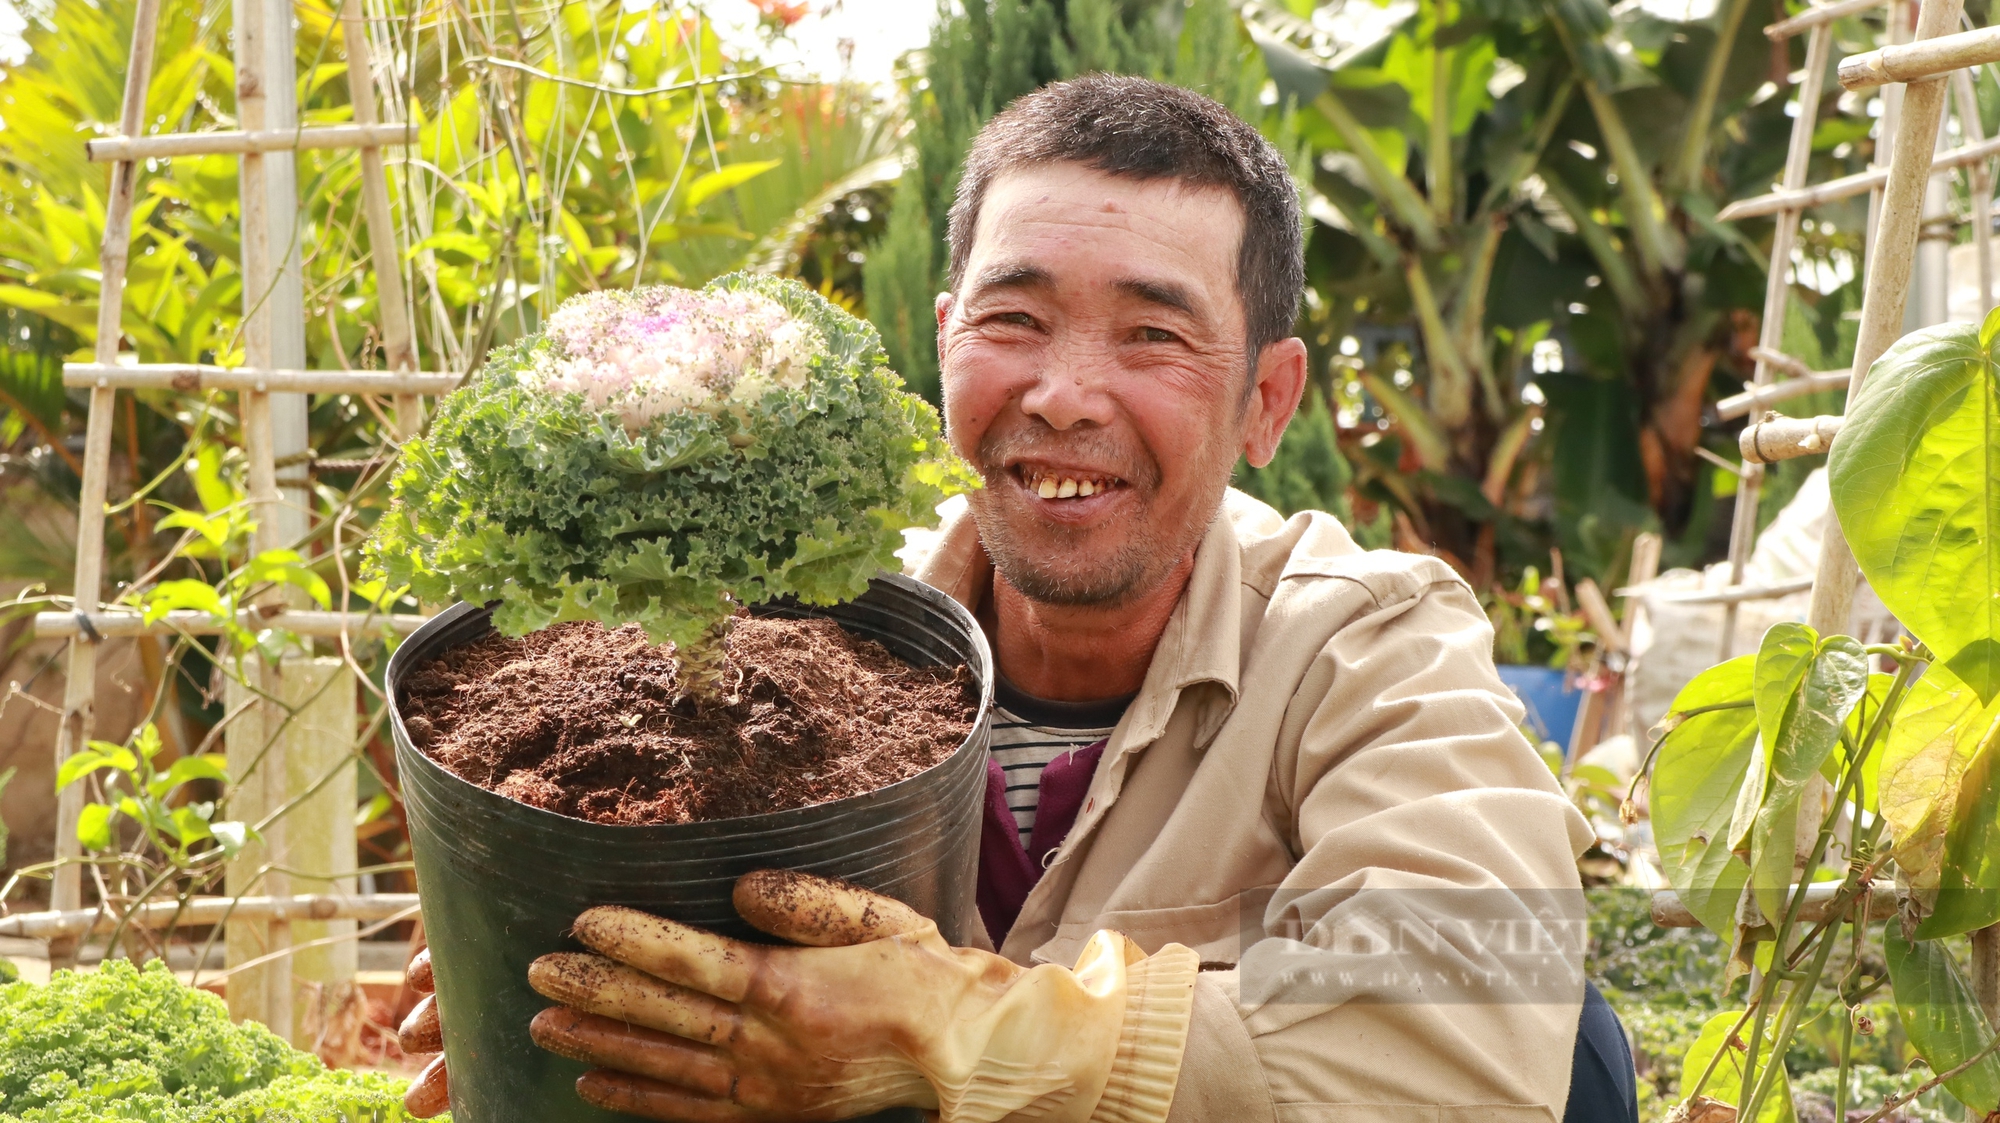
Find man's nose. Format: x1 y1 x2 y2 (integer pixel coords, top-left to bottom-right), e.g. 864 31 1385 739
1018 342 1117 431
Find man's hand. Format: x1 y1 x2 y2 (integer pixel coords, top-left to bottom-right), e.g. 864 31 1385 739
400 947 449 1117
527 870 1199 1123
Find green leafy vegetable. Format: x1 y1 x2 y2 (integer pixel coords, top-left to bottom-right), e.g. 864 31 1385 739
0 961 426 1122
366 273 971 664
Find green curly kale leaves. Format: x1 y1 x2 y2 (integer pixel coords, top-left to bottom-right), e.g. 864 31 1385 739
0 961 424 1122
366 273 970 655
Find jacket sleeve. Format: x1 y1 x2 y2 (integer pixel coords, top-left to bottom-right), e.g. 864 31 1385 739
1169 566 1595 1123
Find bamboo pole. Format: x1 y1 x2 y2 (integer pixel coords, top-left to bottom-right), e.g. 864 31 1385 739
52 0 163 920
1806 0 1966 640
35 610 431 639
1717 372 1855 418
1766 0 1891 39
1840 22 2000 87
0 895 420 940
1740 413 1846 462
339 0 425 438
1720 24 1834 661
232 0 309 1040
1652 883 1897 928
1652 575 1818 604
1977 927 2000 1036
84 123 414 161
61 364 458 395
1954 68 1993 314
1715 133 2000 219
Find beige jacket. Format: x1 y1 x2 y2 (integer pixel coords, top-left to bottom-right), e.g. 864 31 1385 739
910 490 1594 1123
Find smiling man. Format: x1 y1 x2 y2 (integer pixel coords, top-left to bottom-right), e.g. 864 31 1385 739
405 75 1633 1123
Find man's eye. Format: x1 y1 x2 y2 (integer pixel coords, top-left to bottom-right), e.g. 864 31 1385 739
994 312 1036 327
1140 327 1180 343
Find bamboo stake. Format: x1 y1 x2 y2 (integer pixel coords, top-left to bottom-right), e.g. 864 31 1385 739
1841 22 2000 87
1719 133 2000 219
1720 24 1834 661
1976 927 2000 1034
1806 0 1966 640
1651 883 1897 928
1740 413 1846 462
1766 0 1891 39
1953 68 1993 314
52 0 163 919
84 123 414 161
35 610 431 639
1717 371 1855 418
0 895 420 940
232 0 298 1041
62 364 457 395
339 0 424 438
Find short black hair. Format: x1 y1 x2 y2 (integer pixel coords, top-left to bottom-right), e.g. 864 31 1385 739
946 74 1305 361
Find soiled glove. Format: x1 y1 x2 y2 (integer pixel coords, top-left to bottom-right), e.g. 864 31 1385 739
526 869 1199 1123
399 947 449 1117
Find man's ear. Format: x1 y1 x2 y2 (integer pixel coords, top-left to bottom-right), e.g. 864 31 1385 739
1242 337 1309 469
935 292 953 330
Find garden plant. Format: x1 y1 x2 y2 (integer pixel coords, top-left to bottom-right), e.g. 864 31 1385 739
1647 309 2000 1121
0 960 422 1122
369 271 989 1121
370 269 982 808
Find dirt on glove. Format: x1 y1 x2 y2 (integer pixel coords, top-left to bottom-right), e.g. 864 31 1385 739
399 616 978 825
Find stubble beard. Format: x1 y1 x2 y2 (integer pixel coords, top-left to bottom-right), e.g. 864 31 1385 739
965 424 1229 609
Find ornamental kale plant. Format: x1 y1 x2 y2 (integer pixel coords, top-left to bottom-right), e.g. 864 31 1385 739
0 961 422 1123
367 273 970 675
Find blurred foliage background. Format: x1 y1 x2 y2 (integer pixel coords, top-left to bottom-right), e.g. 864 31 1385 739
0 0 1923 680
0 0 1983 1097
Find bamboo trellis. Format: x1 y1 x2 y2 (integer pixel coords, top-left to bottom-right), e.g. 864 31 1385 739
33 0 447 1030
1706 0 2000 662
1653 0 2000 1030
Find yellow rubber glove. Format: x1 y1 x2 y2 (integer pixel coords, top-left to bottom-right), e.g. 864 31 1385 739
525 869 1200 1123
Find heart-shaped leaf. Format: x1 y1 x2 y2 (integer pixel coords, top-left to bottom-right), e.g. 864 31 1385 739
1677 1009 1796 1123
1830 320 2000 703
1885 920 2000 1112
1919 703 2000 938
1880 666 1996 889
1651 656 1758 935
1745 631 1870 924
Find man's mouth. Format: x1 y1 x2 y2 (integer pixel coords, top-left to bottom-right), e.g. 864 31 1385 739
1011 464 1127 500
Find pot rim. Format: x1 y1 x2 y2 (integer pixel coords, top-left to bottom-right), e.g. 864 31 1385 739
387 571 996 835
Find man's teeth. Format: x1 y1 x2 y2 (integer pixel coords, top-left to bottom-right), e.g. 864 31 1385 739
1027 472 1110 499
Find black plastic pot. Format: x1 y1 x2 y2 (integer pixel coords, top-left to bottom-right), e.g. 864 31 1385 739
390 573 994 1123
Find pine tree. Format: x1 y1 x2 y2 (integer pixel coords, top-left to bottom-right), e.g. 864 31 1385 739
864 0 1268 403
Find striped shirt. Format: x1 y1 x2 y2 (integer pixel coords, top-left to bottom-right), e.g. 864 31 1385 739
988 675 1134 847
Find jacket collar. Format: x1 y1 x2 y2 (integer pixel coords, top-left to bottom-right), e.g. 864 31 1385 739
913 495 1242 751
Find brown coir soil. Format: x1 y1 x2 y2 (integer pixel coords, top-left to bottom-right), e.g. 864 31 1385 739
399 617 977 824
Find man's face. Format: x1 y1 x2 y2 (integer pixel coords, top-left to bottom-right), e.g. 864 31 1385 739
937 163 1296 607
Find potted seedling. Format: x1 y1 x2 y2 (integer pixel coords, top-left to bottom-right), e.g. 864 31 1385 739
365 274 991 1123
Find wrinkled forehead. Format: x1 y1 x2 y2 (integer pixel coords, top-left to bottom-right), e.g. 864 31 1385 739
965 164 1246 321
